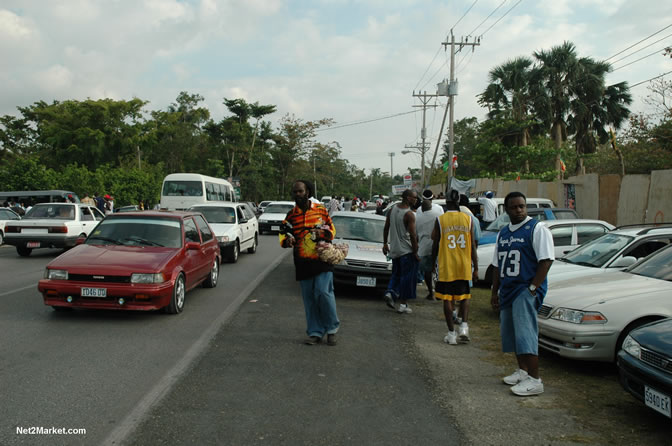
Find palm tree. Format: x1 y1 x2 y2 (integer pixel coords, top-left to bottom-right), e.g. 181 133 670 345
568 58 631 174
478 56 537 147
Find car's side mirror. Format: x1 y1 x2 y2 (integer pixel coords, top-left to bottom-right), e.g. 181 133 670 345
610 256 637 268
239 218 248 224
186 241 200 250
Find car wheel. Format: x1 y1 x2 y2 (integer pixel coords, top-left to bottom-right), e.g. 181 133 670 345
165 273 186 314
247 234 258 254
203 258 219 288
228 240 240 263
17 246 32 257
0 231 3 245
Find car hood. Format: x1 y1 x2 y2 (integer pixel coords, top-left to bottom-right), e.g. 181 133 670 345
547 261 604 284
335 239 388 263
47 244 177 273
208 222 237 237
479 231 497 245
631 319 672 352
544 271 672 310
259 212 286 222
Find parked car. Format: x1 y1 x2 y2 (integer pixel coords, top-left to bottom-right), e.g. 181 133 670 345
37 211 221 313
478 219 614 282
4 203 105 256
258 201 295 234
189 202 258 263
0 207 21 245
258 201 272 213
617 318 672 420
537 244 672 362
115 205 141 213
245 201 262 217
479 208 580 245
331 211 391 290
548 224 672 285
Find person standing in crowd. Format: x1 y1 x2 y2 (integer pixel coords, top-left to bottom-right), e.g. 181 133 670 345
329 195 341 216
94 193 106 214
104 194 114 215
280 180 340 346
491 192 554 396
382 188 420 314
478 191 498 230
375 195 384 215
81 193 95 206
431 190 478 345
416 190 444 300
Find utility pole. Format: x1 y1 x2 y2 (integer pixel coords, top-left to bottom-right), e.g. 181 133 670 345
411 91 438 188
441 31 480 187
388 152 395 178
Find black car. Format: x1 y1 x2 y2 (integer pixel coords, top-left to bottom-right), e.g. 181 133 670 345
617 318 672 420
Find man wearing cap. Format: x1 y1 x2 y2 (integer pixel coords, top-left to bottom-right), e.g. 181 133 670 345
416 190 444 300
478 191 498 230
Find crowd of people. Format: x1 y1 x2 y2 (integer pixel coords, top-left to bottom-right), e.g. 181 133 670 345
280 183 554 398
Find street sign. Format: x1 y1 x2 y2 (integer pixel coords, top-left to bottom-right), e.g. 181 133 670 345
403 174 412 186
392 184 409 195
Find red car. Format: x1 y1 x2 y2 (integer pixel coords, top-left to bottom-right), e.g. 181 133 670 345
38 211 221 314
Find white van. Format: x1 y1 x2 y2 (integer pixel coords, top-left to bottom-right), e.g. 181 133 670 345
160 173 236 210
491 197 554 215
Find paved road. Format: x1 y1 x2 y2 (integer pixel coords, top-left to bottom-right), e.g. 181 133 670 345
125 255 463 446
0 237 286 446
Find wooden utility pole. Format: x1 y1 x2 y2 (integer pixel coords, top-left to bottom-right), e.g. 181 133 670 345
411 91 438 188
441 32 480 187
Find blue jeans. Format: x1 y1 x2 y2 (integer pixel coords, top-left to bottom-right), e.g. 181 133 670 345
386 253 419 301
299 272 340 337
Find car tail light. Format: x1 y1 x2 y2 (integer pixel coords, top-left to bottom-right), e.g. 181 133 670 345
48 226 68 233
5 226 19 233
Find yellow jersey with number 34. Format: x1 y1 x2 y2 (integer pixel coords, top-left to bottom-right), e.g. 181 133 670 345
437 211 472 282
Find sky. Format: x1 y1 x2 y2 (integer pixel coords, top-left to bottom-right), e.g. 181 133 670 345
1 0 671 178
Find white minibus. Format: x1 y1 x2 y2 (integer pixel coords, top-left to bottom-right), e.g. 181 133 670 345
160 173 236 210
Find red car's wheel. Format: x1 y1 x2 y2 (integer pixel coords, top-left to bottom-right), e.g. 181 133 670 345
165 273 186 314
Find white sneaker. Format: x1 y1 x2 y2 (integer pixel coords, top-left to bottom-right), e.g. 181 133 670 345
443 331 457 345
384 292 395 309
458 323 470 343
397 303 412 314
511 376 544 396
502 369 528 385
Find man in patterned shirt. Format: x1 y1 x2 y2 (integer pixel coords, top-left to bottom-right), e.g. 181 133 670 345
280 180 340 346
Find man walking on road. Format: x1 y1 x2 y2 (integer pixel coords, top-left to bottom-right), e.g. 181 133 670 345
280 180 340 346
431 190 478 345
416 190 443 300
382 189 420 314
490 192 554 396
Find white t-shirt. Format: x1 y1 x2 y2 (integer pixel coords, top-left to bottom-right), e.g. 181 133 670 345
415 205 444 257
491 217 555 267
478 197 498 222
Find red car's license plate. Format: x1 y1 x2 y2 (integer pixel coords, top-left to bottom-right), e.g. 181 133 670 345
81 287 107 298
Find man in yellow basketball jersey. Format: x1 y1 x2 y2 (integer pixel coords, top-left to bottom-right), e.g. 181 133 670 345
431 189 478 345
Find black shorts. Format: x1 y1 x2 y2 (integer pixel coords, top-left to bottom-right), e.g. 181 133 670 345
435 280 470 297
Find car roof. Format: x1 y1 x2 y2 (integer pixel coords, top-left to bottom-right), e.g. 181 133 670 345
608 223 672 237
266 201 295 205
331 211 386 221
106 210 196 220
542 219 614 228
188 202 240 208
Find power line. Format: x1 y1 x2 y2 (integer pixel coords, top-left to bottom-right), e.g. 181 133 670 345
612 46 671 71
610 32 672 65
630 70 672 88
467 0 507 37
451 0 479 34
315 109 420 132
414 46 443 91
605 23 672 61
479 0 523 38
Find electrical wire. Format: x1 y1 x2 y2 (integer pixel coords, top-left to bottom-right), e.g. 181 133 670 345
315 109 421 132
414 46 444 92
451 0 479 34
479 0 523 38
605 23 672 61
609 33 672 65
612 46 671 71
630 70 672 88
466 0 507 37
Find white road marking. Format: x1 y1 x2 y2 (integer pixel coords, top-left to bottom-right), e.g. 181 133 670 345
0 284 36 297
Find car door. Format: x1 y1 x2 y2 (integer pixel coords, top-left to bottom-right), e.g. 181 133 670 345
183 217 206 288
193 214 218 278
240 204 256 245
79 206 97 235
236 205 250 246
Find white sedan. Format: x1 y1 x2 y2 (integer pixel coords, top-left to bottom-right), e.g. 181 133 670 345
0 207 22 245
477 219 615 282
537 244 672 362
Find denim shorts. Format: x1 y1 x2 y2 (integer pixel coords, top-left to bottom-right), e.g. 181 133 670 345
499 288 538 355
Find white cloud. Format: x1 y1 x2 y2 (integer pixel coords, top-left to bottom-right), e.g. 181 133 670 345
33 64 74 94
0 9 33 39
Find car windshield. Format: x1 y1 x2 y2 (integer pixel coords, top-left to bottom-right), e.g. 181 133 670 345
265 204 294 214
627 246 672 281
192 206 235 224
332 216 384 242
561 233 633 267
24 204 75 220
86 217 182 248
